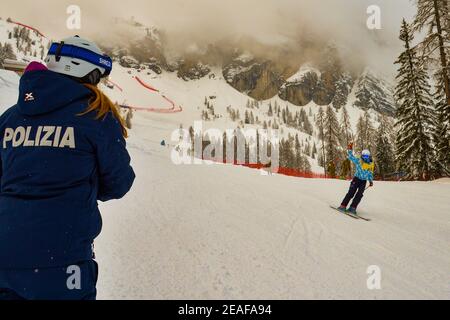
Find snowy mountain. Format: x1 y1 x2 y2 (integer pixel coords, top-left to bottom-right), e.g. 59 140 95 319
0 17 396 175
89 19 398 118
279 65 322 106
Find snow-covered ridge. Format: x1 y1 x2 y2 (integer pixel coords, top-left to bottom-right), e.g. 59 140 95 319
286 63 321 83
0 18 50 63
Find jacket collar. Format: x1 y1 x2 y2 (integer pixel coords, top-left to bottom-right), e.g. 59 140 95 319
17 70 92 116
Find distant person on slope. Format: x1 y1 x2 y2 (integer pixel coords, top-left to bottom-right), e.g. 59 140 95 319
0 36 135 300
338 143 374 215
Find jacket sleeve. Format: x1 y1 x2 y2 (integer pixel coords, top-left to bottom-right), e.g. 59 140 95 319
348 150 360 167
367 171 374 183
366 165 374 183
95 113 135 202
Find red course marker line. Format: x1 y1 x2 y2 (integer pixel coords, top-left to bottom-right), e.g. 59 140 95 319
116 76 182 113
10 20 47 38
134 76 159 92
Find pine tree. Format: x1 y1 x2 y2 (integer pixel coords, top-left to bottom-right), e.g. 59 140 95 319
250 111 255 125
339 106 353 148
324 106 341 176
312 142 317 159
413 0 450 107
315 107 326 173
375 115 395 179
433 71 450 175
0 42 16 65
268 103 273 116
363 112 376 152
294 134 303 171
355 112 376 153
355 116 365 153
395 19 436 180
280 137 295 169
338 106 353 179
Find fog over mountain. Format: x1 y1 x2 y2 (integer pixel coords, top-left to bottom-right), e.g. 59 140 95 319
3 0 415 78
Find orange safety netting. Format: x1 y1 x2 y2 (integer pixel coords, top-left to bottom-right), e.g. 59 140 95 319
200 157 330 179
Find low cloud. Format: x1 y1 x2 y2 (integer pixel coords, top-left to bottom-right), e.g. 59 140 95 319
2 0 416 78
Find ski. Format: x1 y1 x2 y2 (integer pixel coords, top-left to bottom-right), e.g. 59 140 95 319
352 214 371 222
330 206 371 221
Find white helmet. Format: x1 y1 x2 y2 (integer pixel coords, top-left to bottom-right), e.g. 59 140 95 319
45 35 112 84
362 149 371 157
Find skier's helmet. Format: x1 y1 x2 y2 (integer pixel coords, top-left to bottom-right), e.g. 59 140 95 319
45 36 112 85
361 149 371 162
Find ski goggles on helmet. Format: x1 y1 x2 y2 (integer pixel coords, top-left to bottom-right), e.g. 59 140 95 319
361 154 371 162
47 42 113 76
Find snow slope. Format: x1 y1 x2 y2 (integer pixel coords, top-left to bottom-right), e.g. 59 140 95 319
0 69 19 113
95 114 450 300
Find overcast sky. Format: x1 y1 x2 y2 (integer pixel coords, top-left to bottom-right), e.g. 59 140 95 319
2 0 417 77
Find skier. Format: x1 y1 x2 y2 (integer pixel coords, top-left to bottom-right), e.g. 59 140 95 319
338 143 374 215
0 36 135 300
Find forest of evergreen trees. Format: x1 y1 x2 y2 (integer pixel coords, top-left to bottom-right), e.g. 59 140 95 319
193 0 448 182
394 0 449 180
199 93 399 179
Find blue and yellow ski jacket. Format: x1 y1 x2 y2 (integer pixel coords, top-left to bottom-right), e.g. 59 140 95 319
0 70 135 269
348 150 374 182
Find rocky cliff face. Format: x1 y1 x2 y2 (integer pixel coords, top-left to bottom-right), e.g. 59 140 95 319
279 70 319 106
223 55 288 100
177 59 211 81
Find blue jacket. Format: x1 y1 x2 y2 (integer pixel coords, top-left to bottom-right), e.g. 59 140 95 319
348 150 374 182
0 70 135 269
